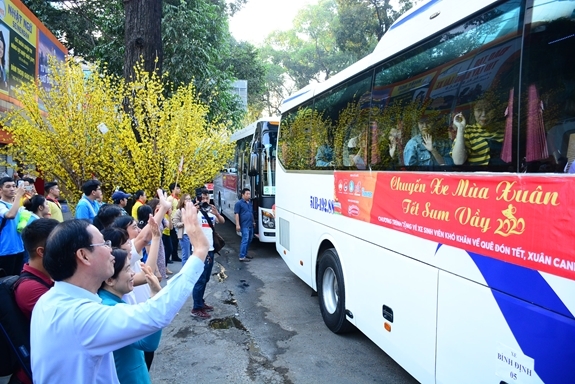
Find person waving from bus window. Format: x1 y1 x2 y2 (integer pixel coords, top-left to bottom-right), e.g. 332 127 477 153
347 136 366 169
404 117 453 166
451 99 505 166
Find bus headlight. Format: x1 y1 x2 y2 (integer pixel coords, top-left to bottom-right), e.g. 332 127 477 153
262 211 275 229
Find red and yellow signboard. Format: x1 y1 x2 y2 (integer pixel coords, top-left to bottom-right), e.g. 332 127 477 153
335 171 575 281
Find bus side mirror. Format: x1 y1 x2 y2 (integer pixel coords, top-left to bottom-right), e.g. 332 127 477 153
249 152 258 176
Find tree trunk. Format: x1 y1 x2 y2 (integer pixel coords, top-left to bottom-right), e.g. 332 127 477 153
124 0 163 80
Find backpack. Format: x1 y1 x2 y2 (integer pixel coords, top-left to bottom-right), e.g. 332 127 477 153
16 210 32 233
0 270 51 381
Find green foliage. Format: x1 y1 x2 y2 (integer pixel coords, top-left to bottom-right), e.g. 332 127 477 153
23 0 250 130
22 0 125 75
261 0 416 100
262 0 355 89
221 40 266 112
162 0 245 128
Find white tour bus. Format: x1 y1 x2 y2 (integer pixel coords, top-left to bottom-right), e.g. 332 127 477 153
275 0 575 383
214 118 278 242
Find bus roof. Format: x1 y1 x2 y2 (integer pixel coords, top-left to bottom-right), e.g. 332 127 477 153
279 0 500 113
230 117 280 142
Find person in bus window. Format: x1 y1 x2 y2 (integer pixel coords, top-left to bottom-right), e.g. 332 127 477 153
388 125 404 166
451 99 505 166
347 136 366 169
315 141 334 167
403 117 453 166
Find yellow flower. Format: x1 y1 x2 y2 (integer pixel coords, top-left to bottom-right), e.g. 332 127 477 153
1 58 234 209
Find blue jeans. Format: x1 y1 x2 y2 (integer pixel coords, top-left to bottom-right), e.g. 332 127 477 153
239 226 253 259
180 234 191 266
192 251 214 309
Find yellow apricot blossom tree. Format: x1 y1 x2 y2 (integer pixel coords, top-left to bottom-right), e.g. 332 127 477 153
1 59 233 205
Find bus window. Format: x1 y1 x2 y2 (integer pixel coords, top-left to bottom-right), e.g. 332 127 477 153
370 0 522 172
312 72 373 170
521 0 575 173
261 128 277 195
278 101 314 170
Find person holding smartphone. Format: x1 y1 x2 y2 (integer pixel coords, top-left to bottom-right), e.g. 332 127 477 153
20 177 36 206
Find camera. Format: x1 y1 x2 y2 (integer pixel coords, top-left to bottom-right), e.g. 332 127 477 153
199 201 210 211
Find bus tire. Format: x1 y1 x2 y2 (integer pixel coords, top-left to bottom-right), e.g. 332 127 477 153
317 248 354 334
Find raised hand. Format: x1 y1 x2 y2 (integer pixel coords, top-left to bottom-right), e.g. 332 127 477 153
182 202 208 262
15 186 26 199
141 263 162 296
422 133 434 152
148 213 161 238
157 188 171 212
389 139 397 158
453 112 466 131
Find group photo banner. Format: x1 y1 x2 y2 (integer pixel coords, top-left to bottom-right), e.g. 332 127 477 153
334 171 575 281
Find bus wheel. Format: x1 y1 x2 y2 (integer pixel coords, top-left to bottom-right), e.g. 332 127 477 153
318 248 354 334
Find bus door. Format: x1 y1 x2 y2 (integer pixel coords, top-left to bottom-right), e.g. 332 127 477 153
237 136 252 198
249 123 262 214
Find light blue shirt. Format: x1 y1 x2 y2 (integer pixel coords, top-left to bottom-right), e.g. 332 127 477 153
30 257 204 384
403 134 453 166
98 290 161 384
75 195 100 222
0 200 25 256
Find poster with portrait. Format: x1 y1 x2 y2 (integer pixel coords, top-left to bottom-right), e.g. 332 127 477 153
0 20 9 93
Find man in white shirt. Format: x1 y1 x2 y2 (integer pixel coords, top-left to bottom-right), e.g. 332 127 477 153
190 189 225 319
30 201 208 384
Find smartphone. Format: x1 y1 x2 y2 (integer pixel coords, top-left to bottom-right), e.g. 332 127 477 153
24 185 33 191
17 180 24 188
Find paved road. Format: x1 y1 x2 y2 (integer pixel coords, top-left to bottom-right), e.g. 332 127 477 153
149 220 419 384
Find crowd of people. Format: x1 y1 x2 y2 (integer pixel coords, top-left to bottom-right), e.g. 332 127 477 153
0 176 256 384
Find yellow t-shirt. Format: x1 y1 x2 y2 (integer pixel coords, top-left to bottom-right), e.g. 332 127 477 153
46 200 64 222
167 195 179 218
162 213 171 235
131 201 143 221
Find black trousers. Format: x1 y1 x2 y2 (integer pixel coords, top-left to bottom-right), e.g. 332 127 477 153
162 234 172 266
170 228 180 260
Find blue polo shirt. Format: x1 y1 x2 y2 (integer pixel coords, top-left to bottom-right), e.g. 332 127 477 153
234 199 254 229
0 201 25 256
75 195 100 223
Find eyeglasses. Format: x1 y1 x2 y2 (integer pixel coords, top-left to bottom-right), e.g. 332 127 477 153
90 240 112 248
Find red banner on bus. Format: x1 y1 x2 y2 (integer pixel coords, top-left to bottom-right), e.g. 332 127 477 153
222 174 237 192
334 171 575 281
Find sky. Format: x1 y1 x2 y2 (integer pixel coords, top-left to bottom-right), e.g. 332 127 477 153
228 0 319 45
